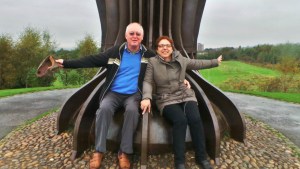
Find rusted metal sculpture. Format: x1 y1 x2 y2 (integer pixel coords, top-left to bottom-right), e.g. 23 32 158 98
57 0 246 167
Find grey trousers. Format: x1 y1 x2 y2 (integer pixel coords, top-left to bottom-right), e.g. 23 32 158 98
95 91 141 154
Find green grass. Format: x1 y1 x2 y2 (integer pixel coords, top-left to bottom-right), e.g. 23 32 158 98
201 61 300 104
0 85 79 98
200 61 281 86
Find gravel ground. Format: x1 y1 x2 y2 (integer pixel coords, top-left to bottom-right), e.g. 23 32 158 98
0 112 299 169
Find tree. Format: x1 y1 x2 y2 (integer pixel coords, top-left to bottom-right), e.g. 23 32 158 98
0 34 16 88
76 34 99 83
41 31 57 57
13 27 56 88
77 34 99 57
52 35 99 86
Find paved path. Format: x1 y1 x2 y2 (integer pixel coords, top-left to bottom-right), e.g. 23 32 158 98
0 89 299 148
0 89 77 139
225 92 300 147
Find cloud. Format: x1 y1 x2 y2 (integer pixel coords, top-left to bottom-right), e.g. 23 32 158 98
1 0 299 49
0 0 101 49
198 0 300 48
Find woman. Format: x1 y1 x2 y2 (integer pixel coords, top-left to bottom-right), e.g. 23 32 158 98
140 36 222 169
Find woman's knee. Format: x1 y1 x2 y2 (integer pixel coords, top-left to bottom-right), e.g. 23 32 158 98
173 117 187 127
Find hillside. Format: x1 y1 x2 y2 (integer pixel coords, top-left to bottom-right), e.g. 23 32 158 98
200 61 281 86
200 61 300 103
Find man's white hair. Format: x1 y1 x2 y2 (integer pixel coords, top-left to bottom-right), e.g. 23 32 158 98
125 22 144 36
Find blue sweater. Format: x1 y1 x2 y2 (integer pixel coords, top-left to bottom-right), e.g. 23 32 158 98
110 49 142 94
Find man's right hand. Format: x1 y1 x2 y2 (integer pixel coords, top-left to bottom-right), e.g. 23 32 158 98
55 59 64 68
140 99 151 115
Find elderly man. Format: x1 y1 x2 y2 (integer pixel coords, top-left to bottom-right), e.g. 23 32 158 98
56 22 154 169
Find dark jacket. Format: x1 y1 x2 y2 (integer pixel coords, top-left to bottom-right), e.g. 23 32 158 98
63 42 155 101
142 51 219 113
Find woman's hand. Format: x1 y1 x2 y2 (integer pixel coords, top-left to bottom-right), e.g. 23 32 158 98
217 55 223 64
140 99 151 114
184 79 191 89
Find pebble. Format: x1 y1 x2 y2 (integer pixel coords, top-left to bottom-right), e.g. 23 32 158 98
0 112 299 168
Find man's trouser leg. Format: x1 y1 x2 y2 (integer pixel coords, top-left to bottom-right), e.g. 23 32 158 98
95 91 122 153
120 92 141 154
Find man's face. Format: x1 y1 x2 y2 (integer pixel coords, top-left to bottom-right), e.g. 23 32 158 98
125 24 143 48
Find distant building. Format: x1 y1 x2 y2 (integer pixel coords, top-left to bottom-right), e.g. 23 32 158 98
197 43 204 51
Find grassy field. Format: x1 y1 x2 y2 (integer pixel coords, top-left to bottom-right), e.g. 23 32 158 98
200 61 300 104
0 86 78 98
200 61 281 86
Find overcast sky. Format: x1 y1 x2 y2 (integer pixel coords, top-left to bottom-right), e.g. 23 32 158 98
1 0 300 49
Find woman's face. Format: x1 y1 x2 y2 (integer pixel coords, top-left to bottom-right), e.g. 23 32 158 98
156 39 173 60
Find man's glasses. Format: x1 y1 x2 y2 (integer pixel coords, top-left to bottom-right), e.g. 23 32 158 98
158 44 172 48
129 31 141 36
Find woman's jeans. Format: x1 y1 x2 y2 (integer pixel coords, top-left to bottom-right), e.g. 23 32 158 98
163 101 207 165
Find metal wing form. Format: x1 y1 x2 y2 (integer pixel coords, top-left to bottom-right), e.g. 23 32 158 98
56 0 246 165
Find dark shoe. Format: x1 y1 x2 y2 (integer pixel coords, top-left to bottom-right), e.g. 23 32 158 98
89 152 104 169
197 160 212 169
175 163 186 169
118 151 130 169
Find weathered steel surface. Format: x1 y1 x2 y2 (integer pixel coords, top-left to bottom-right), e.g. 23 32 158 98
71 76 106 159
95 0 206 54
57 0 246 166
56 69 106 133
187 70 246 143
185 73 221 163
140 112 149 168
